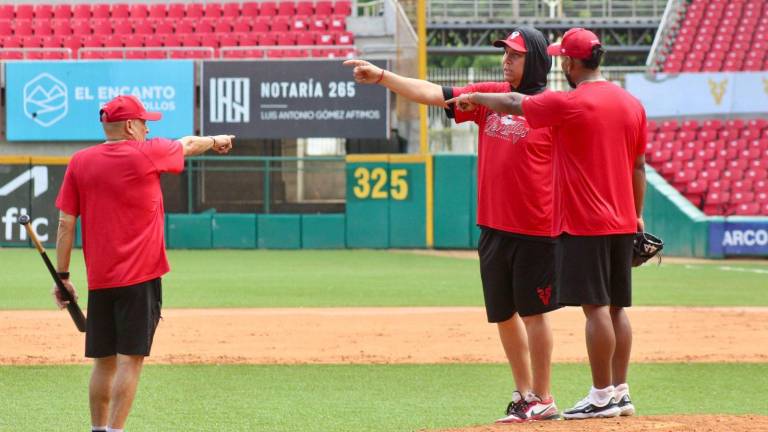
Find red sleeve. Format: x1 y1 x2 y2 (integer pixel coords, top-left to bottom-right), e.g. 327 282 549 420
636 109 648 158
142 138 184 174
451 84 487 125
521 91 570 129
55 160 80 217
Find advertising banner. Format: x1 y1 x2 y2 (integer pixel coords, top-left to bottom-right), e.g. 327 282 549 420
5 61 194 141
0 158 66 246
709 220 768 257
202 60 390 139
625 72 768 118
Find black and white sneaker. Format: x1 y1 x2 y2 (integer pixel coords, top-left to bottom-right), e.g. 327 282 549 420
617 394 635 416
562 395 621 420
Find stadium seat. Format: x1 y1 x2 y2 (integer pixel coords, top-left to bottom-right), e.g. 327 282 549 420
223 3 241 18
53 4 73 19
112 4 130 19
0 5 13 20
15 5 34 20
242 2 260 17
204 3 223 17
130 4 149 19
186 3 204 18
149 4 167 19
260 1 278 16
91 4 110 19
168 3 186 19
297 1 315 15
278 2 296 16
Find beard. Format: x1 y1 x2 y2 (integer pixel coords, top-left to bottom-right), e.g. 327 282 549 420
565 71 577 89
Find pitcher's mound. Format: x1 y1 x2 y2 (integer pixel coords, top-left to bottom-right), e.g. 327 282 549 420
429 415 768 432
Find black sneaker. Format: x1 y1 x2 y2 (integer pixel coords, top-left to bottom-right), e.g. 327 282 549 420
495 390 529 423
617 394 636 416
562 394 621 420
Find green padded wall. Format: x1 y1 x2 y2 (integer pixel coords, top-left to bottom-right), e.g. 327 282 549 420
644 167 709 257
433 155 474 248
388 154 427 248
212 214 257 249
167 213 213 249
258 214 301 249
302 214 346 249
345 155 390 248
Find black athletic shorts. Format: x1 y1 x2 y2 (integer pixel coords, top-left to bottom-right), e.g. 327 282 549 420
478 228 560 322
555 233 634 307
85 278 163 358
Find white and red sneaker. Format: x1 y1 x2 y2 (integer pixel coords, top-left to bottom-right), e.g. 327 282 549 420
522 394 560 421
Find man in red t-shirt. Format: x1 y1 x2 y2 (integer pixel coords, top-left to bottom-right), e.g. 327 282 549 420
54 95 234 432
344 27 561 423
448 28 646 420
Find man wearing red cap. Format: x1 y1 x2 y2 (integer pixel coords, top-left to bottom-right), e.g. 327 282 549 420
344 26 561 423
448 28 646 420
53 95 235 432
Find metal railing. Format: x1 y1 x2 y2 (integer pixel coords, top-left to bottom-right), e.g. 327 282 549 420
397 0 668 22
185 156 346 214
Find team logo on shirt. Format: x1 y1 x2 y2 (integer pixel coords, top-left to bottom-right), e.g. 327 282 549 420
484 112 529 143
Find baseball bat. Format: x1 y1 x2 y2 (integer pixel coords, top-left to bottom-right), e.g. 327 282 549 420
19 215 86 333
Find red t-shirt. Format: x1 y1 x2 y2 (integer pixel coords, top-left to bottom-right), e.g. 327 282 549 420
56 138 184 290
451 82 554 237
522 81 647 236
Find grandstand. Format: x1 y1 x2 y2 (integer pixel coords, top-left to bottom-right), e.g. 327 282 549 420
650 0 767 73
0 1 356 59
641 0 768 217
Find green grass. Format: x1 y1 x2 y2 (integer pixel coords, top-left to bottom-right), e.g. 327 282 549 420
0 363 766 431
1 248 766 309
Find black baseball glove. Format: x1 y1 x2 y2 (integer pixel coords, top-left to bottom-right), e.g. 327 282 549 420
633 232 664 267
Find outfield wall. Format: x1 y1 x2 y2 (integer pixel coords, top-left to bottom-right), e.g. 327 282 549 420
3 154 767 257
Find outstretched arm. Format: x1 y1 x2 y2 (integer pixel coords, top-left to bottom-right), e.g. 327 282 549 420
445 92 527 116
343 59 445 106
178 135 235 157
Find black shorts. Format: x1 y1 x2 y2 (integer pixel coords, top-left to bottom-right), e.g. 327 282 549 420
555 233 633 307
478 228 560 322
85 278 163 358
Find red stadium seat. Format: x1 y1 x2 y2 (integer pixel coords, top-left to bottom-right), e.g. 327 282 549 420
218 33 239 48
186 3 204 18
0 5 13 20
15 5 34 20
92 20 112 35
334 1 352 15
130 4 149 19
734 203 760 215
13 20 35 37
260 1 278 16
204 3 223 18
316 1 334 15
91 4 110 19
155 21 175 35
112 4 130 19
133 21 154 35
234 19 253 33
0 21 13 37
278 2 296 16
223 3 241 18
168 3 186 19
252 17 271 32
34 21 54 37
175 20 195 34
272 16 291 32
124 35 144 48
149 4 167 19
297 1 315 15
242 2 260 17
53 4 73 19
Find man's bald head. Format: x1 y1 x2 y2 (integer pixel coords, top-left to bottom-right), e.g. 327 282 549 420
102 119 149 142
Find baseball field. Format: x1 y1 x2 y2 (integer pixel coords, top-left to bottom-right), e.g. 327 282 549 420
1 248 767 431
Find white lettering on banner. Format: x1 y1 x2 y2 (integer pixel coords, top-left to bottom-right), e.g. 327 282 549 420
210 78 250 123
95 86 176 104
1 207 48 242
258 110 381 121
722 229 768 247
260 80 325 98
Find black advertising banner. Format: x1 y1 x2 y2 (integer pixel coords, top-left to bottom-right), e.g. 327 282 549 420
201 60 390 139
0 159 65 247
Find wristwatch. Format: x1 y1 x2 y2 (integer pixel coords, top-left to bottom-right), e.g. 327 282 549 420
57 272 70 280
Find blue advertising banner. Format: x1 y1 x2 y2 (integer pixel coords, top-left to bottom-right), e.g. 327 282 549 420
709 220 768 257
6 61 194 141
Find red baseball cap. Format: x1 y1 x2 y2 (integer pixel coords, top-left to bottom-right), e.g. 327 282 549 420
493 31 527 52
100 95 162 122
546 28 601 59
